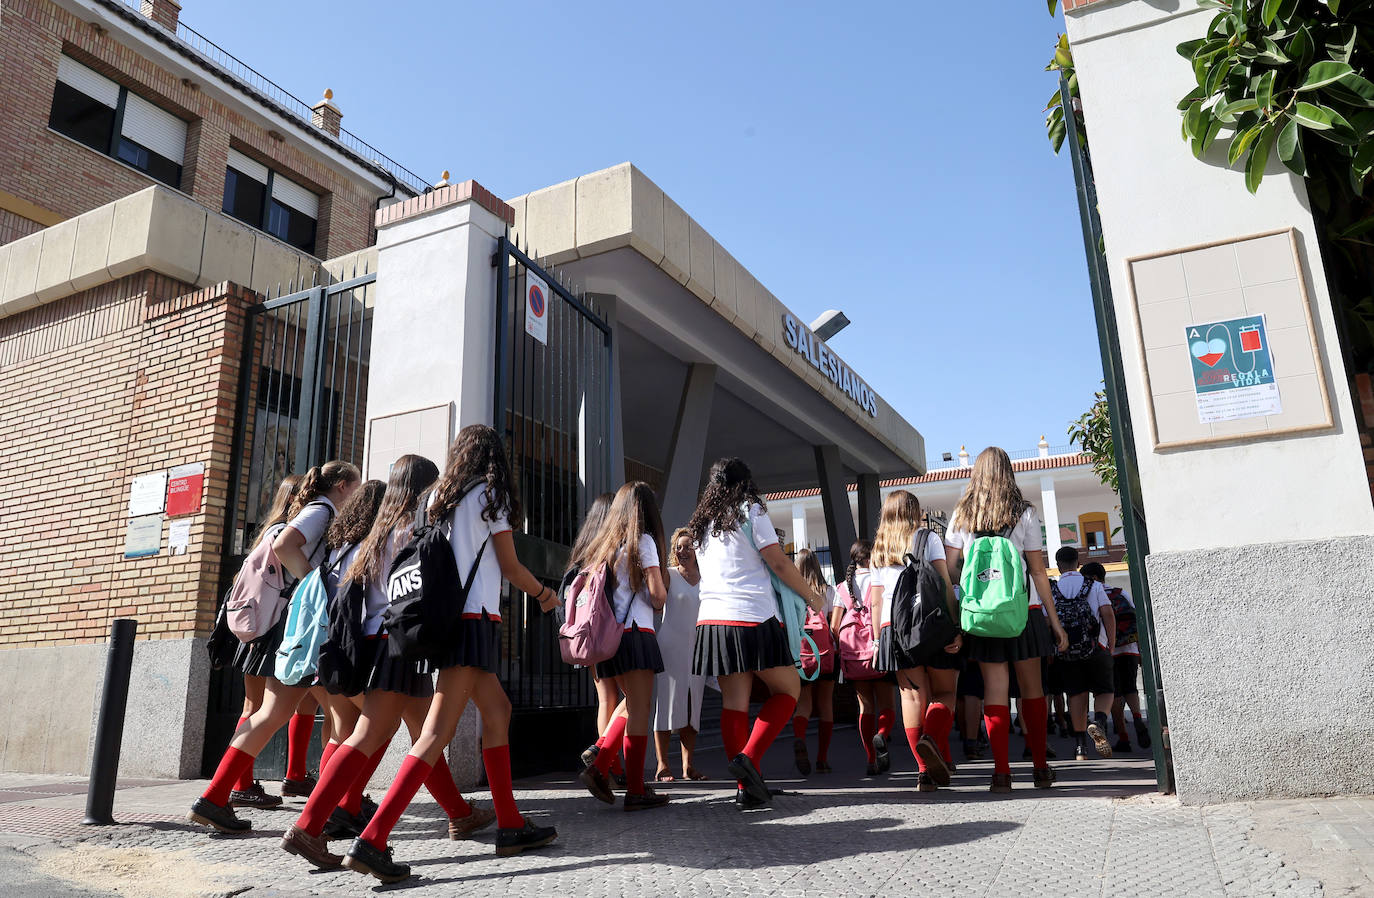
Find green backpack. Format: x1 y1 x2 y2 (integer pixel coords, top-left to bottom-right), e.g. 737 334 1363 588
959 525 1029 638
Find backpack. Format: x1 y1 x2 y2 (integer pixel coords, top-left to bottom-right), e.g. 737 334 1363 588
835 579 882 681
1108 586 1138 651
225 503 332 642
740 510 818 683
959 524 1028 639
382 486 489 663
274 551 346 685
800 604 835 677
1052 576 1100 660
890 528 958 656
205 585 239 669
317 575 368 696
557 562 628 665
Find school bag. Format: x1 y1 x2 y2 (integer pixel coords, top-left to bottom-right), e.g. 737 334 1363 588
317 575 368 696
205 585 239 669
740 511 819 683
799 604 835 677
1052 577 1100 660
383 485 489 663
958 524 1028 639
835 580 882 681
1107 586 1138 651
558 562 630 665
224 503 332 642
274 550 347 685
890 528 958 656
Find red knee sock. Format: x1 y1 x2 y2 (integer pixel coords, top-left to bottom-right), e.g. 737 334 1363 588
744 694 797 764
425 752 472 818
721 708 750 788
876 708 896 739
319 741 339 776
203 747 255 806
482 745 524 830
817 721 833 764
792 715 807 741
623 734 648 796
341 745 388 816
925 702 955 764
297 744 369 836
1022 696 1049 768
595 715 629 775
905 727 925 771
985 704 1012 775
286 712 314 781
232 717 254 791
359 755 431 850
859 713 877 764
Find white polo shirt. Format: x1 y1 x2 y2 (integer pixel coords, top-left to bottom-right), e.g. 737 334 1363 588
611 533 660 633
695 503 780 624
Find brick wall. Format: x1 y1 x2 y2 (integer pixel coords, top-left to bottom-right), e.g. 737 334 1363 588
0 0 384 257
0 209 45 245
0 274 255 647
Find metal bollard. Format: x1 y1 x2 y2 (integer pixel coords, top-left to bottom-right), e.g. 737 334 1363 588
82 618 137 825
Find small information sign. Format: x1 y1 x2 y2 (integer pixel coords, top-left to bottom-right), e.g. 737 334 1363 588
128 472 167 517
124 514 163 559
1186 314 1283 424
166 462 205 516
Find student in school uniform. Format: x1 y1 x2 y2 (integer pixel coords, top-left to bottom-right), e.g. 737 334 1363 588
833 539 894 776
869 490 960 792
190 461 361 833
340 425 560 883
576 483 671 810
1051 547 1117 761
1082 562 1150 753
790 549 837 777
688 457 826 809
943 448 1069 793
571 494 630 782
652 527 709 783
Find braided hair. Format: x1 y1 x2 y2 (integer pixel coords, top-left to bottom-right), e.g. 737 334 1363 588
845 538 872 606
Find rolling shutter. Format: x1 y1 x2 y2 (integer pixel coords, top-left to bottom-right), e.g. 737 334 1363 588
227 148 268 184
56 55 119 107
120 92 186 164
271 174 319 219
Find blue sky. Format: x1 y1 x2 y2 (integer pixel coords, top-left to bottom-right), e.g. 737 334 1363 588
189 1 1092 468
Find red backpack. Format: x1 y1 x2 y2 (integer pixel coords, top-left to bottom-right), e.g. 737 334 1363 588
835 578 882 681
800 604 836 677
558 563 627 665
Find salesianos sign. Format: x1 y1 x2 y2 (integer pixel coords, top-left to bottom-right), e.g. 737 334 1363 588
782 313 878 417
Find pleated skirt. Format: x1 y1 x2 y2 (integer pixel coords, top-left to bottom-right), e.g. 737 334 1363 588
230 613 287 679
595 626 665 678
692 619 793 677
365 636 434 698
877 626 963 672
965 606 1055 664
424 611 503 674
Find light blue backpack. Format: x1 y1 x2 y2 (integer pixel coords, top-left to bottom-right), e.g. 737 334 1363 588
274 559 334 686
741 509 819 683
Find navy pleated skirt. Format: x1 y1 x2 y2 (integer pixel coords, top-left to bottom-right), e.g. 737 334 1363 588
595 626 665 678
365 637 434 698
422 611 503 674
877 626 963 672
965 607 1055 664
231 613 287 679
692 619 793 677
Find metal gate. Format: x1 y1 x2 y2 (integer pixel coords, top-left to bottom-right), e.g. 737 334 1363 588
492 236 614 774
201 265 376 777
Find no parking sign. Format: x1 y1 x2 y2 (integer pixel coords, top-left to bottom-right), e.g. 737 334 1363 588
524 272 549 345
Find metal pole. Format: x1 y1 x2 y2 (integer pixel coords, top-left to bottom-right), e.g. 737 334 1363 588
1059 73 1173 793
83 618 137 825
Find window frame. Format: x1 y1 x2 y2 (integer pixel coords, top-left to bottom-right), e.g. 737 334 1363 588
222 155 319 256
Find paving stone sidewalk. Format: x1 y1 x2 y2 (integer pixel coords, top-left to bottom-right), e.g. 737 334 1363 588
0 730 1364 898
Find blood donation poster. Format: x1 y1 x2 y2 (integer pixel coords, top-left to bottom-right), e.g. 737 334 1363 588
1186 314 1282 424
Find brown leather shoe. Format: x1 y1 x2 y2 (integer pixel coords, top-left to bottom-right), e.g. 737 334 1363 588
281 823 343 870
447 803 497 839
989 772 1013 793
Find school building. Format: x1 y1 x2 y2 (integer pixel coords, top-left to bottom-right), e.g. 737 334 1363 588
0 0 925 782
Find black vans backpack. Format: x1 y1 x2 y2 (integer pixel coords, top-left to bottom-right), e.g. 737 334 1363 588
1052 576 1100 660
381 486 488 663
317 574 369 696
891 527 958 656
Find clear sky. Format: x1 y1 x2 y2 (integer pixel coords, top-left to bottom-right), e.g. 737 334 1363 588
187 0 1092 468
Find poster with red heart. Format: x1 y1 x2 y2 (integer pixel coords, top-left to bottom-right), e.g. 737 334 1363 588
1186 314 1282 424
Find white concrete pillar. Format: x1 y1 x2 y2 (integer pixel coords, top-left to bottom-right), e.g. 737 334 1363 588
791 502 808 551
1041 474 1062 565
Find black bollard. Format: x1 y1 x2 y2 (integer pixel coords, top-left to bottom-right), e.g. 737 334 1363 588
82 618 137 825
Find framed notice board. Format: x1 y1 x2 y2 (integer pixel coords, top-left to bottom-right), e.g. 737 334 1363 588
1126 228 1333 450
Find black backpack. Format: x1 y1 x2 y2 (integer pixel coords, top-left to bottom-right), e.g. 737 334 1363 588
205 584 239 670
317 568 369 696
382 486 489 663
1052 576 1100 660
891 528 958 656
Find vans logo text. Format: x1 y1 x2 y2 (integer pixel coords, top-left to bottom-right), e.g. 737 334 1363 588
388 567 422 601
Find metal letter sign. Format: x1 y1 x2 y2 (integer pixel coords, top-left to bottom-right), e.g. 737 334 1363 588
525 271 549 346
1186 314 1282 423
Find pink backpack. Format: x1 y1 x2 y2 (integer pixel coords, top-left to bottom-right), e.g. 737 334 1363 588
225 523 291 642
836 580 882 681
800 605 835 677
558 563 626 665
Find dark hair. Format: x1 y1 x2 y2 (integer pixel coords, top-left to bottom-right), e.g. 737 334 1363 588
845 538 872 603
327 480 386 549
1081 562 1107 583
568 492 614 571
291 460 361 518
429 424 522 528
1055 545 1080 568
795 548 827 596
254 474 302 545
583 482 666 593
686 458 764 548
345 455 440 587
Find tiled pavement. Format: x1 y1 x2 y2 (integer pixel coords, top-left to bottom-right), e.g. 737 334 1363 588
0 728 1366 898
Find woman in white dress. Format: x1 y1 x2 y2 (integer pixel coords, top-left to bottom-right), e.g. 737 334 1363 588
652 528 709 781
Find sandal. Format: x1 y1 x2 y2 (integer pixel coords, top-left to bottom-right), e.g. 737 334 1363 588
653 770 676 782
683 767 708 781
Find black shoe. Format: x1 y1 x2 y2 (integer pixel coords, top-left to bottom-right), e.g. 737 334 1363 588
793 740 812 776
865 763 879 777
1045 744 1058 760
322 806 364 840
916 771 938 793
188 797 251 833
495 818 558 856
228 781 281 810
611 771 628 788
343 838 410 883
915 735 951 787
580 744 599 768
1113 739 1132 754
1033 766 1057 789
1022 743 1033 761
872 733 890 773
623 787 670 812
358 794 378 823
735 785 769 810
1075 740 1088 761
1136 720 1152 749
281 774 318 798
727 753 771 805
578 765 616 804
963 739 985 761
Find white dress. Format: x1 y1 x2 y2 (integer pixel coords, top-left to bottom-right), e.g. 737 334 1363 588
653 570 705 732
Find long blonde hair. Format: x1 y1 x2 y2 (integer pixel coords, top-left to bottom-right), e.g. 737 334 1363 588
950 447 1031 534
795 548 827 595
872 490 922 568
582 482 667 593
